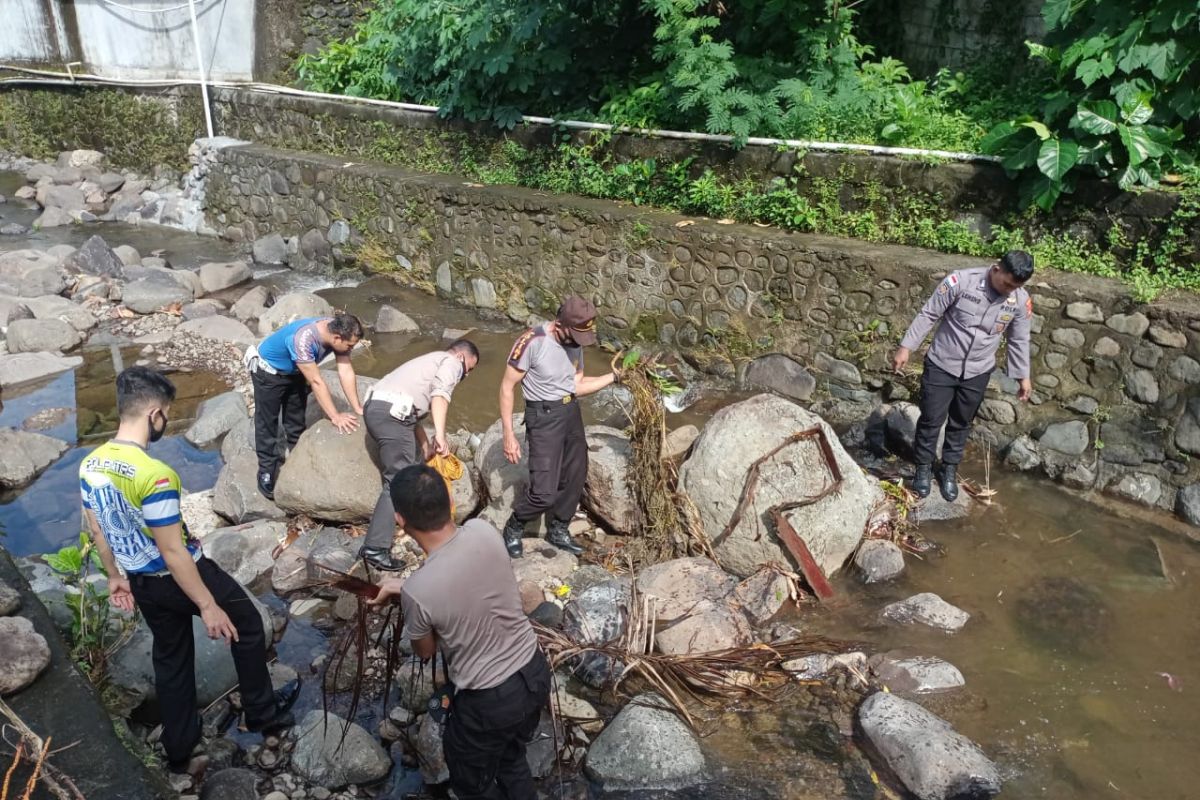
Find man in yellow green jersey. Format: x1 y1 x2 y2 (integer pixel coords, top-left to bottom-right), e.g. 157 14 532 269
79 367 298 772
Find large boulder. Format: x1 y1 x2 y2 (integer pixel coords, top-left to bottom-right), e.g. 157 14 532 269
230 286 272 322
257 292 333 335
563 579 631 688
63 235 126 278
202 520 286 585
635 557 736 623
451 462 483 524
414 712 449 784
0 250 58 295
17 266 67 298
5 318 82 353
275 421 380 522
855 539 906 583
885 402 943 459
870 653 965 694
679 394 884 578
742 353 817 402
585 693 706 791
123 272 193 314
174 315 256 347
290 711 392 789
272 527 359 595
653 599 753 655
252 233 288 265
185 391 248 446
511 539 578 586
582 425 639 534
881 593 970 633
198 769 258 800
211 452 286 524
374 304 419 334
198 261 252 294
303 370 378 428
0 352 81 387
22 294 97 332
474 414 531 526
0 428 70 489
727 567 791 625
858 691 1000 799
0 616 52 695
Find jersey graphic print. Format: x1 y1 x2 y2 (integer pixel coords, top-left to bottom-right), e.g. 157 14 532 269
83 473 165 572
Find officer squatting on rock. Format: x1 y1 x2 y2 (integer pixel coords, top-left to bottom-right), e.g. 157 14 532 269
892 250 1035 501
356 339 480 571
498 296 618 558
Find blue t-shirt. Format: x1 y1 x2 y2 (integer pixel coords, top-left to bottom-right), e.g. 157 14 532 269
257 317 330 374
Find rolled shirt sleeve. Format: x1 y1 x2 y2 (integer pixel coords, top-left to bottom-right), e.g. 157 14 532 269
430 356 462 403
1005 294 1033 379
900 273 961 351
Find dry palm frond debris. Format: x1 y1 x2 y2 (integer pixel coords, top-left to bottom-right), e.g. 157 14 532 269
611 350 714 566
0 698 84 800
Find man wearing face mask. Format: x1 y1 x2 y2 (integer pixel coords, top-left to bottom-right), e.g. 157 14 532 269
79 367 297 774
357 339 481 570
499 296 616 558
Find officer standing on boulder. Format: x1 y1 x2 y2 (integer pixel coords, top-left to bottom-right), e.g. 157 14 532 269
892 251 1035 501
498 296 616 558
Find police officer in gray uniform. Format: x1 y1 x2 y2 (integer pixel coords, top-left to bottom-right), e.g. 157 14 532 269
498 297 616 558
893 250 1035 501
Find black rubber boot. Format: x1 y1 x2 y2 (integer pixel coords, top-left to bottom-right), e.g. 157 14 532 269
912 463 933 499
246 679 301 733
502 515 525 559
546 519 585 555
360 546 405 572
936 463 959 502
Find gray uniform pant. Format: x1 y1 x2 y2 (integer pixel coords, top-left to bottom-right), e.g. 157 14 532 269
914 361 991 466
511 398 587 525
362 399 419 551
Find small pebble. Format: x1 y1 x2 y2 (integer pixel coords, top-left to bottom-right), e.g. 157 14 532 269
264 735 280 748
263 792 288 800
259 749 278 769
312 789 331 800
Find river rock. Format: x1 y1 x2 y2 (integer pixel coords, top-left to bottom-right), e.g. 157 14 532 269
782 651 868 680
230 286 272 322
289 710 392 788
1178 484 1200 526
585 693 705 791
40 183 85 211
871 653 965 693
0 616 52 695
18 265 68 298
203 520 287 585
1108 472 1162 506
912 490 973 523
582 426 639 535
252 233 288 265
663 424 700 460
636 557 736 623
64 235 125 278
173 315 257 348
679 394 884 578
1003 434 1041 471
742 353 817 402
111 245 140 267
885 401 943 459
450 461 483 523
123 272 192 314
185 391 248 446
414 712 449 784
0 427 70 489
1038 420 1088 455
1013 576 1109 656
563 580 631 688
565 565 614 596
272 527 358 595
0 348 81 386
258 292 333 335
212 452 286 524
655 598 753 655
727 567 791 625
511 539 578 585
860 691 1000 799
881 593 969 632
474 414 531 527
22 294 97 332
303 370 378 427
199 261 252 294
275 422 380 522
855 539 905 583
199 768 258 800
1174 398 1200 457
0 222 29 236
0 581 19 615
33 206 73 229
374 304 419 334
58 149 105 169
553 682 603 733
5 318 81 353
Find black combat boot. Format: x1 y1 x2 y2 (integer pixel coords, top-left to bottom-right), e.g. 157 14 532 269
936 462 959 502
360 546 405 572
502 515 525 559
546 519 585 555
912 463 933 499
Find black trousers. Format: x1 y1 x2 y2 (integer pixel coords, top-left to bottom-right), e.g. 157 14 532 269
128 558 275 765
362 399 419 551
443 650 551 800
251 368 310 478
511 399 587 525
914 360 992 466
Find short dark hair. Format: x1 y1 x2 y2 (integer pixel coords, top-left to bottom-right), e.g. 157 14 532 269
328 312 364 341
390 464 451 532
116 367 176 419
1000 250 1035 282
447 339 479 360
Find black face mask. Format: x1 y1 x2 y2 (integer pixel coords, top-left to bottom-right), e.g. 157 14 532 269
149 410 168 443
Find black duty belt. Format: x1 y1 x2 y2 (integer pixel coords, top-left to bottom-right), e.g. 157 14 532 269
526 394 576 411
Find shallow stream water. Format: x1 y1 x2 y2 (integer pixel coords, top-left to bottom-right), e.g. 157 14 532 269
3 179 1199 799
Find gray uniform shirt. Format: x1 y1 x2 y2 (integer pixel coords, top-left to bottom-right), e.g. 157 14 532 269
900 266 1032 380
373 351 464 417
507 325 582 401
401 519 539 690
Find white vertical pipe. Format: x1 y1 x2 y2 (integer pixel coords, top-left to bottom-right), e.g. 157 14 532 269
187 0 215 138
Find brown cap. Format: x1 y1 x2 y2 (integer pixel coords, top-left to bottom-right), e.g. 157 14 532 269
556 296 598 346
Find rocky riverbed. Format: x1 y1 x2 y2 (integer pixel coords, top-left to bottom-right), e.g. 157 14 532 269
3 148 1200 800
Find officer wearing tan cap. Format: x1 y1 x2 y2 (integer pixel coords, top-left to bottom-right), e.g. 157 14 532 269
498 296 616 557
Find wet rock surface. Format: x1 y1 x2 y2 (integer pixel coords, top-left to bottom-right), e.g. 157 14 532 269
882 593 970 632
585 693 706 791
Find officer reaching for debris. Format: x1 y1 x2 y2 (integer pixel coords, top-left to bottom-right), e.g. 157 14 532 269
892 250 1035 501
498 296 616 558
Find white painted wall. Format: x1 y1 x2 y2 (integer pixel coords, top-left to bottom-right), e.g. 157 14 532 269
0 0 257 81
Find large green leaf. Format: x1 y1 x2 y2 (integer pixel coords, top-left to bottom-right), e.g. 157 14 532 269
1037 138 1080 180
978 121 1018 153
1143 41 1178 81
1042 0 1073 30
1118 124 1165 166
1073 101 1119 135
1003 136 1043 172
1020 120 1053 140
1074 59 1105 86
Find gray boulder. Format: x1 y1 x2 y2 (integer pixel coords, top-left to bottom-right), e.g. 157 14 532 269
415 712 449 784
0 616 52 694
585 693 706 791
663 424 700 460
212 452 286 525
474 414 531 527
64 235 125 278
303 370 378 427
582 426 639 535
17 266 67 298
98 172 126 194
22 295 97 332
275 421 380 522
881 593 970 633
1003 434 1041 471
451 462 483 524
252 233 288 265
742 353 816 402
0 427 70 489
563 579 631 688
230 286 272 322
0 223 29 236
123 272 192 314
855 539 905 583
374 304 419 334
185 391 248 446
0 581 19 615
859 691 1000 799
870 653 965 694
272 527 358 595
1038 420 1089 456
510 539 578 586
299 229 332 264
912 491 973 523
203 520 287 586
113 245 141 267
199 768 258 800
654 598 753 655
173 315 256 347
32 207 73 229
679 393 883 578
1178 484 1200 526
0 296 33 326
258 292 333 335
1176 398 1200 457
635 557 736 623
0 352 82 387
198 261 252 294
40 184 85 211
290 710 392 789
5 318 81 353
727 566 791 625
885 401 943 459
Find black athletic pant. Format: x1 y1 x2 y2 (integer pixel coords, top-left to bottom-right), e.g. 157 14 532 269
914 361 992 466
251 368 310 479
511 399 587 525
128 558 275 765
362 399 419 551
443 650 551 800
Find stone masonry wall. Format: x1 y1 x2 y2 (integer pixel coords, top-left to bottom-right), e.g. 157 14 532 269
202 143 1200 524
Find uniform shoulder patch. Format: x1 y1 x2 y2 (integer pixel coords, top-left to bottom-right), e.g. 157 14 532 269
507 328 540 366
938 273 960 295
1025 296 1034 319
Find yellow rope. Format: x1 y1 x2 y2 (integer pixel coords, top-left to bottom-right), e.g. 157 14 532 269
427 453 464 518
